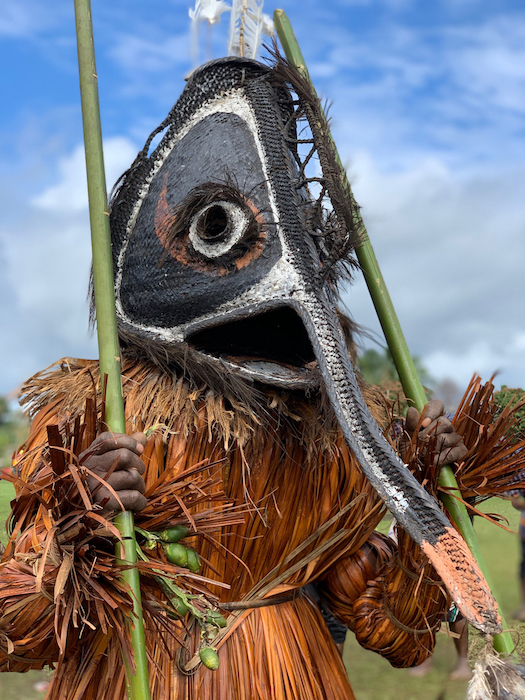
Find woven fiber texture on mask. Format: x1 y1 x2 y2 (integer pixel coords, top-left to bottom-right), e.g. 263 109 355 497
268 51 363 291
109 59 273 275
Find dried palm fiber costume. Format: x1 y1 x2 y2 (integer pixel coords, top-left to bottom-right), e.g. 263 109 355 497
2 53 525 700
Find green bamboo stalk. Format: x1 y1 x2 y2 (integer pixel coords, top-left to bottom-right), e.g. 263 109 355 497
274 8 514 656
74 1 152 696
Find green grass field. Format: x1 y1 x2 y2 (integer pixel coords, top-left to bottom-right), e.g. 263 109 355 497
0 480 523 699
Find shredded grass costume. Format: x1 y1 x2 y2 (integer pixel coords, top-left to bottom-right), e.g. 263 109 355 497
1 354 524 699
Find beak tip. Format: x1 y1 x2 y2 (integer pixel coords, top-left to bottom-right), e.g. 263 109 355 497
421 527 502 634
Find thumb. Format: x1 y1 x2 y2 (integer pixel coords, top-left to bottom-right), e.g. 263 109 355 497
130 432 147 452
405 407 421 435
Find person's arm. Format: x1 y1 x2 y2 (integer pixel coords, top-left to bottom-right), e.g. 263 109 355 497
319 528 449 668
318 400 464 667
511 494 525 511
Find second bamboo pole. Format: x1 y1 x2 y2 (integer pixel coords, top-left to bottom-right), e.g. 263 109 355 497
274 8 514 656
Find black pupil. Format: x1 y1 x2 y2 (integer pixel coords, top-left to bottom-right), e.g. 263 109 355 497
197 205 230 241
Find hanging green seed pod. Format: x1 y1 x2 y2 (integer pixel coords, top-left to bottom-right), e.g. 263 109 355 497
164 543 188 567
186 548 201 573
159 525 189 543
206 611 227 628
173 597 189 617
199 647 219 671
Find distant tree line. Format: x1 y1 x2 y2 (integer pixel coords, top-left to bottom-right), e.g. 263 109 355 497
357 348 434 415
493 386 525 440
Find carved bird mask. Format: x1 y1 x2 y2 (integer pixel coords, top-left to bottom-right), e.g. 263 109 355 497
108 55 499 635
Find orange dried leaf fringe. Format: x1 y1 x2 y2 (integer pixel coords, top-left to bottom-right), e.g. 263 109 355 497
450 375 525 503
5 359 525 698
0 397 245 699
6 355 391 699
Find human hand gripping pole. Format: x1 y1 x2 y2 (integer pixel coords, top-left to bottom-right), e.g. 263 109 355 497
274 8 513 655
74 1 152 698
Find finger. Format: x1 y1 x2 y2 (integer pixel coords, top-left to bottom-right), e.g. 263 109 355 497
131 432 147 449
82 432 145 458
419 417 454 441
433 418 454 435
95 487 148 512
435 432 465 451
422 400 445 424
434 442 468 466
433 433 467 465
103 469 146 494
88 448 146 474
405 407 421 435
445 445 468 463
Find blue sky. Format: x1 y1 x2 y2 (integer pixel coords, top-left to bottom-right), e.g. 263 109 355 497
1 0 524 400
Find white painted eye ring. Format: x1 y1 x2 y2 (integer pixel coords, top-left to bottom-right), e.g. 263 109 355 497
189 201 249 258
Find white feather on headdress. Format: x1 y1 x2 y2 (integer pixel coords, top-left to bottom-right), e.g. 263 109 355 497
188 0 273 64
189 0 230 25
189 0 231 65
227 0 274 59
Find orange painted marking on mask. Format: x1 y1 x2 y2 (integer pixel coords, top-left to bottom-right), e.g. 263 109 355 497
153 172 268 275
154 172 228 276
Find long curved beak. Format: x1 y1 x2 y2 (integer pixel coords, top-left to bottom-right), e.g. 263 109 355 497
292 289 501 635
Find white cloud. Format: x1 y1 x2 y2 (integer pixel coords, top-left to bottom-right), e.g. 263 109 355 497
32 137 138 212
512 334 525 352
424 336 525 389
0 137 139 395
342 150 525 390
0 204 98 396
450 16 525 114
301 10 525 172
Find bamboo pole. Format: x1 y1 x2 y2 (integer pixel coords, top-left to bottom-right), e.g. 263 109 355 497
274 8 514 656
74 1 152 696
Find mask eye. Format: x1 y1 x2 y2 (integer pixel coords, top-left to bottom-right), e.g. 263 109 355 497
156 182 269 274
189 201 249 258
195 205 230 241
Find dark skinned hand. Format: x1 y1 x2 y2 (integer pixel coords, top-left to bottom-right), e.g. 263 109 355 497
402 399 468 467
80 432 148 512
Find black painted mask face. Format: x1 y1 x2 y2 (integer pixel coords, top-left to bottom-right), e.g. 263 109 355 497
111 57 357 389
109 55 500 634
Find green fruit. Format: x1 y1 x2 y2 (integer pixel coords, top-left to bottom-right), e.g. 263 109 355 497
165 543 188 567
206 611 227 628
159 525 189 543
186 548 201 573
199 647 219 671
173 597 189 617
